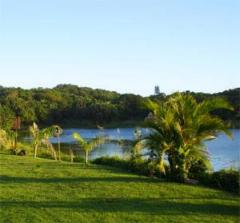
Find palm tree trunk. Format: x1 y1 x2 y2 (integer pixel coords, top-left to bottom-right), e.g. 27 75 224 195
177 156 187 183
34 145 38 158
168 152 187 182
58 136 61 161
85 150 88 165
69 148 74 163
49 144 57 160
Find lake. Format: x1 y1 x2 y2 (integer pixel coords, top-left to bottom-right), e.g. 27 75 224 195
50 128 240 171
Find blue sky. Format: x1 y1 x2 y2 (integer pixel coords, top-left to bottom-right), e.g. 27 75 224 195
0 0 239 96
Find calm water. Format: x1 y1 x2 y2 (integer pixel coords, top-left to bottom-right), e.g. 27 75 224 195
51 128 240 171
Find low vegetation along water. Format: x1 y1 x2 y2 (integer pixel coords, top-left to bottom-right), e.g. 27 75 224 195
49 128 240 171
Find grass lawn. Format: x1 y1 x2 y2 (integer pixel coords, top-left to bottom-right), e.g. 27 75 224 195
0 154 239 223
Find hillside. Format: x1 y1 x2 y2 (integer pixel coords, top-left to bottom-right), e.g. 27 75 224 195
0 85 239 128
0 154 239 223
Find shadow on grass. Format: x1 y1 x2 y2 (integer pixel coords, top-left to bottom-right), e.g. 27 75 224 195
0 198 238 216
0 175 159 184
0 161 126 172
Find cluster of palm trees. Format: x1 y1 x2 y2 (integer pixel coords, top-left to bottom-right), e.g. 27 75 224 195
135 93 232 182
0 120 105 164
29 123 105 164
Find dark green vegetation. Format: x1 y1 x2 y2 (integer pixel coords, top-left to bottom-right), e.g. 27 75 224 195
201 169 240 194
93 157 240 194
0 154 239 223
0 85 239 128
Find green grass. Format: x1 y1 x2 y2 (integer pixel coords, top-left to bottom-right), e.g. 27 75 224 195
0 154 239 223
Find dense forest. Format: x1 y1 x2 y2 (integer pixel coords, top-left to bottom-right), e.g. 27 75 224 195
0 84 239 129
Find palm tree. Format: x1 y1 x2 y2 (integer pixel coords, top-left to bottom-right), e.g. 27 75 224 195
137 93 233 182
167 93 232 181
29 123 62 159
134 100 178 174
52 126 63 161
72 132 105 165
29 122 41 158
41 127 58 160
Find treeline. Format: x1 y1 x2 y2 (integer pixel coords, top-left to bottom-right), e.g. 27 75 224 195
0 84 239 129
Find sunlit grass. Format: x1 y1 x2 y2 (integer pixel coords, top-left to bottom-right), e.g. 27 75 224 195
0 154 239 223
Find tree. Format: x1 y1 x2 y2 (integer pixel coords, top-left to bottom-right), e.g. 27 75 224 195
52 126 63 161
29 123 62 159
41 127 58 160
136 93 233 182
29 122 41 158
0 105 14 130
72 132 105 164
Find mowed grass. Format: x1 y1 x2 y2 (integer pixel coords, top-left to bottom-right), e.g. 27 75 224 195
0 154 239 223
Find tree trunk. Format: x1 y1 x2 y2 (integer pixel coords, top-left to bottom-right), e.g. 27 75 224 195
58 136 61 161
176 155 187 183
49 144 57 160
69 148 74 163
168 152 187 182
85 150 88 165
168 152 177 178
34 145 38 158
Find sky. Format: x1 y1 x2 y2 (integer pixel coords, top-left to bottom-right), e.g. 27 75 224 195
0 0 239 96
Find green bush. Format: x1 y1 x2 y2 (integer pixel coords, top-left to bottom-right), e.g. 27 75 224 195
188 159 210 180
39 153 55 160
92 156 130 169
73 156 85 163
92 156 165 178
200 169 240 194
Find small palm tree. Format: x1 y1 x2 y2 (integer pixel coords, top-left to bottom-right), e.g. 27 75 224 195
72 132 105 165
52 126 63 161
29 123 62 159
29 122 41 158
41 127 58 160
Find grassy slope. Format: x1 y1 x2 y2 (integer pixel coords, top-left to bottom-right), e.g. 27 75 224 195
0 154 239 223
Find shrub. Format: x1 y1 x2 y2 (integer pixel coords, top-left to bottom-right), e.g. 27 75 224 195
92 156 166 178
73 156 85 163
200 169 240 194
40 153 55 160
17 149 26 156
92 156 130 170
188 159 210 180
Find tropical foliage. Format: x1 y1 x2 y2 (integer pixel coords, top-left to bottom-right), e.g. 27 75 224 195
135 93 233 182
29 122 62 159
0 86 238 187
72 132 105 164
